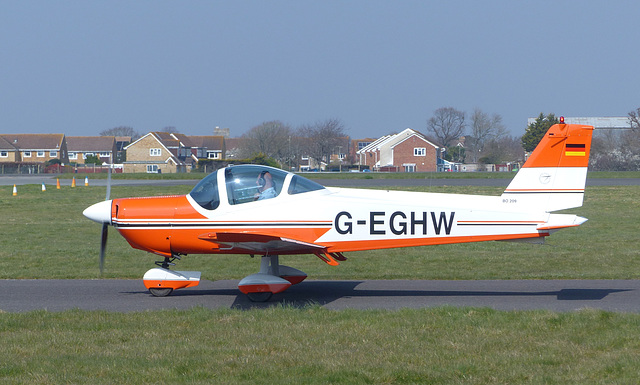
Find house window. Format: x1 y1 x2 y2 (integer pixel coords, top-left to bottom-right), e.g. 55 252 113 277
0 151 7 157
100 152 110 157
83 152 94 159
24 151 31 157
49 151 57 157
150 148 161 156
37 151 45 157
69 152 78 160
207 151 220 159
358 141 371 150
147 164 159 173
404 164 416 172
414 148 426 156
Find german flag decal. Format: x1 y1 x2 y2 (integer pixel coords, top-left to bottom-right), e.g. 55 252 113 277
565 143 586 157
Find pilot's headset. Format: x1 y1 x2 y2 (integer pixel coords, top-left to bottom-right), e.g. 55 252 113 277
258 171 268 188
258 170 276 190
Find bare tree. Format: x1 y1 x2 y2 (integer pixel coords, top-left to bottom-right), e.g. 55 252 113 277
240 120 292 164
628 108 640 129
427 107 465 147
468 109 507 162
100 126 140 140
298 118 348 166
162 126 180 134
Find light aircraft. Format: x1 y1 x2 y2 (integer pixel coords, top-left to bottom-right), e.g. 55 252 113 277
84 119 593 301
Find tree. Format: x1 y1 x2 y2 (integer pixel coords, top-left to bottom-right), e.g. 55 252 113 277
100 126 141 141
629 108 640 129
240 121 292 164
162 126 180 134
589 109 640 170
521 113 558 152
84 154 103 165
467 109 507 163
427 107 465 147
298 118 348 166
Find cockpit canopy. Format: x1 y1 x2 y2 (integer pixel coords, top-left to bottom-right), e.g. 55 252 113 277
189 165 325 210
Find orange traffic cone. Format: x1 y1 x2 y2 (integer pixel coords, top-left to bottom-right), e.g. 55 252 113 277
71 177 76 188
85 176 89 186
56 178 61 189
12 184 17 196
42 182 46 192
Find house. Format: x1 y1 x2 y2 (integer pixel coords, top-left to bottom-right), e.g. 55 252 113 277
123 132 189 173
0 134 69 165
66 136 117 164
188 135 226 160
123 132 226 173
357 128 439 172
348 138 376 164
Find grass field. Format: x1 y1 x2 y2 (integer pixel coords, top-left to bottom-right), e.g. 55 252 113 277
0 182 638 280
1 181 639 384
2 306 640 384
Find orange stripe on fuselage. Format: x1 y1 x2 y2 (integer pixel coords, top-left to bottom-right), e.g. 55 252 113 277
321 232 548 253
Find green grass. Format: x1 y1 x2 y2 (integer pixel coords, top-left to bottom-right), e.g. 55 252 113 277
2 182 640 384
1 183 639 280
2 306 640 384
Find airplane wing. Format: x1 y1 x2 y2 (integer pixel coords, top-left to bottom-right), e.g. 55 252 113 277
197 231 326 254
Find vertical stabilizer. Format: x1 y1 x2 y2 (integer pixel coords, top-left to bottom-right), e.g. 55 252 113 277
502 121 594 212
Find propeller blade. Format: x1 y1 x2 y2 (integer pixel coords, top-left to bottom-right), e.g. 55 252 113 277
105 165 112 201
99 222 108 274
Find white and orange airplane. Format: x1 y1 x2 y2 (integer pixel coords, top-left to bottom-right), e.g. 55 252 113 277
84 119 593 301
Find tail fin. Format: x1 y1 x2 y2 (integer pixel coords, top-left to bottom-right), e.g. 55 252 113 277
502 122 594 212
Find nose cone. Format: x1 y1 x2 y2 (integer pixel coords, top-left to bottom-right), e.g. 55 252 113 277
83 200 113 224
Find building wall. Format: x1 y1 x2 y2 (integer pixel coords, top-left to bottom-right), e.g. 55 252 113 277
123 134 177 173
0 151 19 162
126 135 170 161
393 136 438 172
123 161 178 173
360 149 380 169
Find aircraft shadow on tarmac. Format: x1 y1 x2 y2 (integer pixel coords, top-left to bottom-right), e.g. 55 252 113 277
124 281 631 310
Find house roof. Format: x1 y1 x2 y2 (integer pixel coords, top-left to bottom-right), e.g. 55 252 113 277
66 136 116 152
0 136 16 151
188 135 225 151
391 131 439 150
0 134 65 150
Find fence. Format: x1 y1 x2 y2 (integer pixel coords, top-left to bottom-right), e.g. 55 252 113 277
0 163 123 174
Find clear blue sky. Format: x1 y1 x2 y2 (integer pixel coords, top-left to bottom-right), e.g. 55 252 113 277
2 1 638 139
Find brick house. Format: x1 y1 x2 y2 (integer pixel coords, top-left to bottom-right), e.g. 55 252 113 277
66 136 117 164
123 132 188 173
0 133 69 165
123 132 226 173
357 128 439 172
188 135 226 160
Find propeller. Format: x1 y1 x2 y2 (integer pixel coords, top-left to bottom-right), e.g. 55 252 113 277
99 166 112 275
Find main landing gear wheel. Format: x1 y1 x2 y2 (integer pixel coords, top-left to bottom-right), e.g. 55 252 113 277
149 287 173 297
247 291 273 302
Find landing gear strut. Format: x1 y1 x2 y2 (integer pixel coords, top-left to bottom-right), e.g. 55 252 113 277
238 255 307 302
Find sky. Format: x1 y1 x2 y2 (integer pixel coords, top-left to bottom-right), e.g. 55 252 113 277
2 1 639 140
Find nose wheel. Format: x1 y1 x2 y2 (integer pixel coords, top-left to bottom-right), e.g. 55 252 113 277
149 287 174 297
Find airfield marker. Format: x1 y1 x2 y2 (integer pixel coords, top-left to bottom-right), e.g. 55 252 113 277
12 184 17 196
42 182 46 192
85 176 89 186
72 177 76 188
56 178 61 189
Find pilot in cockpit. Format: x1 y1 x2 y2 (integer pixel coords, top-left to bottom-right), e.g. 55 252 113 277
255 170 277 200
